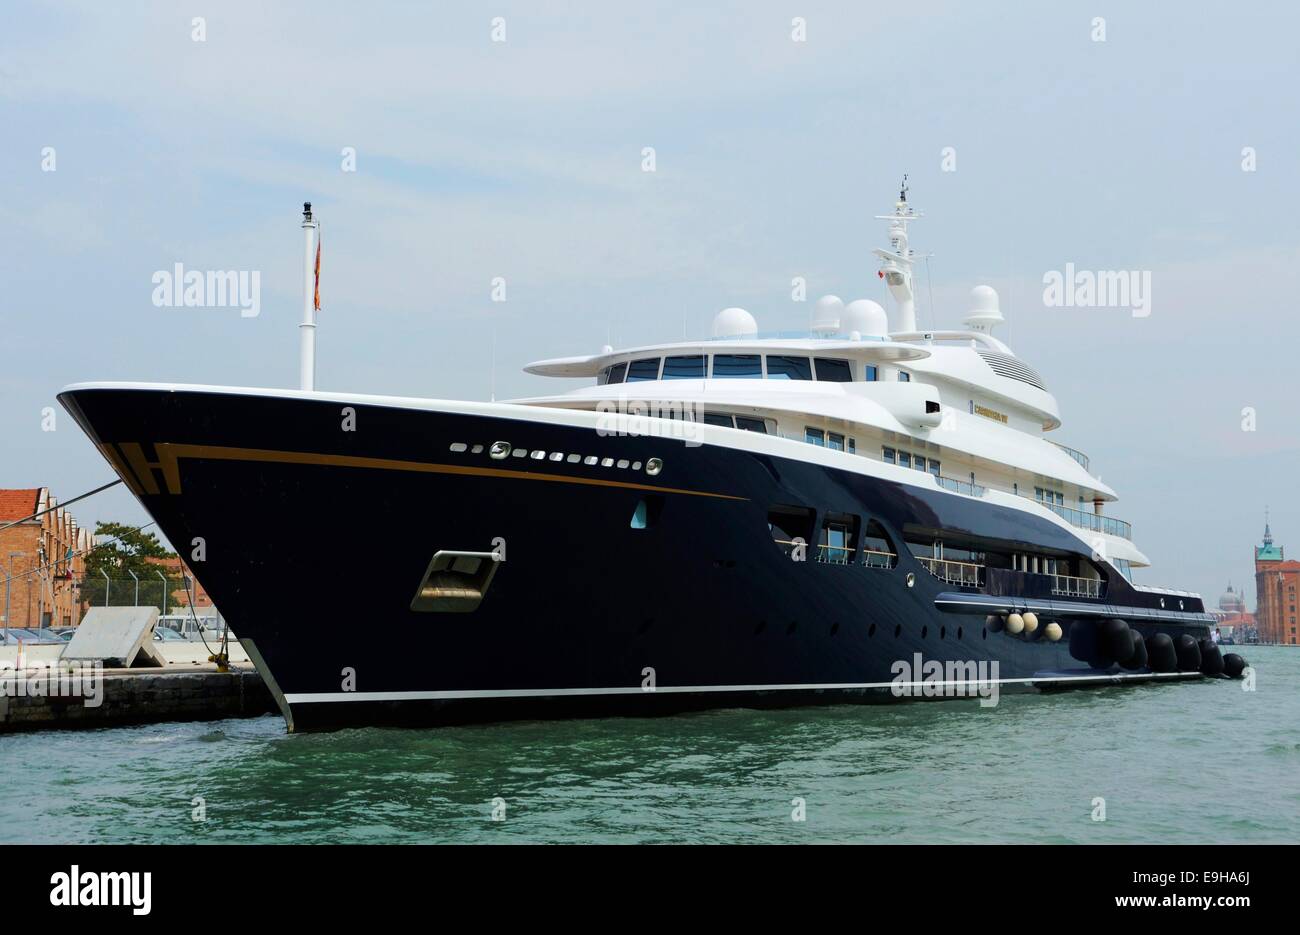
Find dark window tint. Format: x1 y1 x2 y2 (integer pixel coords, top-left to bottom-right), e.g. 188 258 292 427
712 354 761 378
828 433 845 452
899 451 911 469
768 505 816 558
805 427 825 446
607 362 627 384
735 417 767 434
928 460 940 477
703 413 734 427
898 371 911 383
861 519 898 568
626 358 661 382
662 355 706 379
882 446 896 464
814 358 853 382
766 355 812 381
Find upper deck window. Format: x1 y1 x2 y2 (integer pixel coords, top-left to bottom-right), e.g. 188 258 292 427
662 355 706 379
712 354 762 379
626 357 662 382
606 362 628 385
864 364 879 381
734 416 767 434
813 358 853 382
766 355 813 380
898 370 911 382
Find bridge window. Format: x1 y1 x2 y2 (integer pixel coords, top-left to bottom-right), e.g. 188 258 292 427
626 358 662 382
606 362 627 385
814 358 853 382
703 413 734 427
898 371 911 382
712 354 762 378
864 364 879 381
734 416 768 434
766 355 813 380
662 355 705 379
805 427 825 446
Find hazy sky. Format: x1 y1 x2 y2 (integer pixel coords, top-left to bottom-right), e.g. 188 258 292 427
2 1 1297 607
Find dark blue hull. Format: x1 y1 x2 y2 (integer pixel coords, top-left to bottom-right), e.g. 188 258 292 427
59 386 1215 731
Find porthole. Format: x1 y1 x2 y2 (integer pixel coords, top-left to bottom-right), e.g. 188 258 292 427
471 444 484 454
894 624 901 638
512 448 527 458
939 626 946 640
584 456 598 465
566 453 581 463
905 572 915 588
957 626 964 639
449 442 468 453
921 626 928 639
549 451 564 462
601 457 614 467
868 623 877 637
490 441 511 460
616 459 630 469
632 461 642 471
646 457 663 476
982 627 988 639
530 450 545 460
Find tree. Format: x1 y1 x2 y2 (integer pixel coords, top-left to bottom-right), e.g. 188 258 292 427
79 522 184 610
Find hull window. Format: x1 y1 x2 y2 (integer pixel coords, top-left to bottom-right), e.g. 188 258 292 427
631 496 664 529
861 520 898 568
817 513 859 564
768 505 815 559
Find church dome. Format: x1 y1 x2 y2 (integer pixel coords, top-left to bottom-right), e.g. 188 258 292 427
1218 584 1246 614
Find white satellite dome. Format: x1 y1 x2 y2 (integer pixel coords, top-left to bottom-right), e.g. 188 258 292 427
963 284 1004 333
811 295 844 334
711 306 757 338
841 299 889 338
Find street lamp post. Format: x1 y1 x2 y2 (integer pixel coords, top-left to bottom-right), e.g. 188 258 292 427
128 569 139 607
101 568 110 607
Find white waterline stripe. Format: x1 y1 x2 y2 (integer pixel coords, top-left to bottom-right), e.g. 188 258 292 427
284 671 1202 704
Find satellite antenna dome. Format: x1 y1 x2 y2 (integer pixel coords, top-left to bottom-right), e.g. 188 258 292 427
600 344 613 354
963 285 1004 333
811 295 844 334
841 299 889 338
711 306 758 338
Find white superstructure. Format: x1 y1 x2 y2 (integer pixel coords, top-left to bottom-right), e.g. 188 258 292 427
518 184 1146 576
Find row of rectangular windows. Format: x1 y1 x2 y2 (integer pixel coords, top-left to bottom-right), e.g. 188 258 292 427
805 427 856 453
882 446 941 477
599 354 903 385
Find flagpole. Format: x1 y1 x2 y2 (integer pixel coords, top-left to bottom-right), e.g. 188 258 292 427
299 202 319 391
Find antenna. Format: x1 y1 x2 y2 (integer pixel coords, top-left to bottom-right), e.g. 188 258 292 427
872 176 923 334
299 202 319 391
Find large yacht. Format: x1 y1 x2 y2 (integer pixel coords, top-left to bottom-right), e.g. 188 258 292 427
58 185 1244 730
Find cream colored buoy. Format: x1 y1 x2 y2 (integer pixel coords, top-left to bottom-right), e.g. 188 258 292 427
1006 613 1025 635
1044 622 1063 642
1022 612 1039 633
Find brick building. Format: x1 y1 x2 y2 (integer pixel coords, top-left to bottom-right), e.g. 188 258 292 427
145 555 213 609
1254 519 1300 645
0 488 91 629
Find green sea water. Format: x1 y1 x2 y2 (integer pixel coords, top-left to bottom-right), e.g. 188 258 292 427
3 646 1296 844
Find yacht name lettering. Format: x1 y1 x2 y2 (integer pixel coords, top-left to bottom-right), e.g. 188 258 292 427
973 404 1008 424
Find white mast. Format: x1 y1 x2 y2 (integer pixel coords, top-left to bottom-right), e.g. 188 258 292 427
299 202 319 391
872 176 922 334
